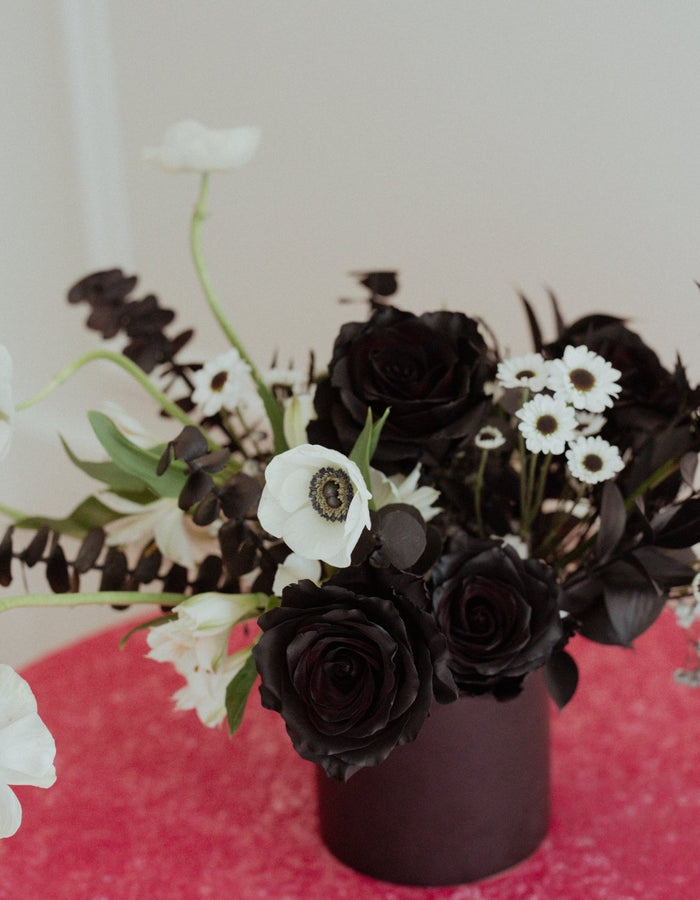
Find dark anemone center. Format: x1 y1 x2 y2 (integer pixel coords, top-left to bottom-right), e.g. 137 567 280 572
309 466 354 522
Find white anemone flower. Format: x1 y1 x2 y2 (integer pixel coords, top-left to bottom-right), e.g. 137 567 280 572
102 495 218 570
0 346 14 462
143 120 261 173
0 665 56 838
191 347 260 418
258 444 371 568
565 436 625 484
515 394 578 455
369 464 442 522
496 352 551 393
548 345 622 413
272 552 322 595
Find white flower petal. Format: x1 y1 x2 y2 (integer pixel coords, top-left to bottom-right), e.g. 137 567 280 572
272 553 322 595
143 120 261 173
0 783 21 839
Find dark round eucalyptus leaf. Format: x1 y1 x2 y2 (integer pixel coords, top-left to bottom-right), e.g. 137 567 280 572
172 426 209 462
0 526 14 586
100 547 129 592
132 543 163 584
374 504 427 570
161 563 189 596
19 525 51 568
191 555 223 594
219 474 261 519
179 470 214 511
46 542 70 594
73 527 106 574
192 492 220 526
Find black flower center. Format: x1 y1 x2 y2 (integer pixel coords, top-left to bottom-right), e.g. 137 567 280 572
210 371 228 392
536 414 558 435
569 367 595 391
309 466 354 522
583 453 604 472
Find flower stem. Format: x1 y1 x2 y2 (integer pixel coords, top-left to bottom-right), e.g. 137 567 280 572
190 173 287 454
624 457 680 510
474 449 488 538
16 349 205 435
0 591 185 615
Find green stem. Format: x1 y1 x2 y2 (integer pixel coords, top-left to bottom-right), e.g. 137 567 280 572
0 591 185 615
190 173 287 454
16 350 205 436
474 449 488 538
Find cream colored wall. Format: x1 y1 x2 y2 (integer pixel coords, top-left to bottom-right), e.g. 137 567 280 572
2 1 700 668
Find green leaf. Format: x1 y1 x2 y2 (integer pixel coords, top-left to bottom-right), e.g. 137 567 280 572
60 435 155 498
225 651 258 736
87 411 187 499
349 407 391 503
118 612 178 648
14 496 123 538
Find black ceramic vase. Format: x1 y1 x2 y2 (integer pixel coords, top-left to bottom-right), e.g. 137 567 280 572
316 670 550 886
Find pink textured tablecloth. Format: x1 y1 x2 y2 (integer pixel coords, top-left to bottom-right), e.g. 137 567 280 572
1 610 697 899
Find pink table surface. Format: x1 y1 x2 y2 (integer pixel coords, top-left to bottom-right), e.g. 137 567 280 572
0 609 697 900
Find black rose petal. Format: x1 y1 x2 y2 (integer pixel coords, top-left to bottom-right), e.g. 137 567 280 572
253 566 457 781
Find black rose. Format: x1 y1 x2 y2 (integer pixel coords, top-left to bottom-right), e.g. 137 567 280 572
431 537 563 699
309 305 494 471
253 566 457 780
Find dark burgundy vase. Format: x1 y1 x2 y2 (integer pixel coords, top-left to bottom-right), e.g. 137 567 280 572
316 670 550 886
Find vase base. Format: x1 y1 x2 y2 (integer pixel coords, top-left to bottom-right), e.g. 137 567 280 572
317 672 550 887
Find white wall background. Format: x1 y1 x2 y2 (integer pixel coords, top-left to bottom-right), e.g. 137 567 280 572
2 0 699 668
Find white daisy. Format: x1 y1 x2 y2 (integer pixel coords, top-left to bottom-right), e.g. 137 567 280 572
191 347 260 418
496 352 551 393
369 463 442 522
143 120 261 173
0 665 56 838
548 345 622 413
515 394 578 455
575 410 607 437
257 444 371 568
565 436 625 484
474 425 506 451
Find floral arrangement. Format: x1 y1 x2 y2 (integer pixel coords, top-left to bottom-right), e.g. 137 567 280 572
1 120 699 834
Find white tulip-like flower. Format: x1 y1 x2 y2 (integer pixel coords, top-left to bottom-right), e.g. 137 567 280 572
282 392 316 449
369 464 442 522
102 495 218 570
0 665 56 838
0 346 14 462
272 552 322 595
496 352 551 393
191 347 260 418
548 345 622 413
565 436 625 484
516 394 578 455
143 120 261 173
258 444 371 568
147 592 262 727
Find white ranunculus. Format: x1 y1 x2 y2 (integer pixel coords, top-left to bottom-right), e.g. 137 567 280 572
102 495 218 570
143 120 261 173
258 444 371 568
0 346 14 462
0 665 56 838
369 464 442 522
272 552 322 596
